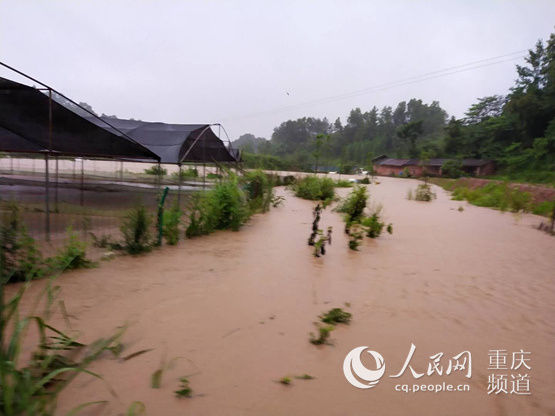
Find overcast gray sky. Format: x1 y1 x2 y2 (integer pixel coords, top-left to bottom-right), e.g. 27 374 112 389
1 1 554 140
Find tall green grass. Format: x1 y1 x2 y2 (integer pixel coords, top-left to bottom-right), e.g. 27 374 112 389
291 176 335 201
451 183 532 213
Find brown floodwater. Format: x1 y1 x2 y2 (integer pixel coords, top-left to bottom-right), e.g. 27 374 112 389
11 176 554 415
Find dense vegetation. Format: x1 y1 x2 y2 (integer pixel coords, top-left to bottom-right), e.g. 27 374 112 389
237 33 555 184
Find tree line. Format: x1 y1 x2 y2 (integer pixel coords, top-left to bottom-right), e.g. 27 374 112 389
237 32 554 182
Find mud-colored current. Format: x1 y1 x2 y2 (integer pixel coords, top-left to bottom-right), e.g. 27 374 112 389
12 176 554 415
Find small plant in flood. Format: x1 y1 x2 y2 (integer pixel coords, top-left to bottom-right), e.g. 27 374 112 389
279 376 292 385
321 308 352 324
309 325 334 345
308 204 332 257
336 186 393 250
175 377 193 398
348 223 364 250
47 228 96 271
121 204 153 254
412 179 436 202
295 374 315 380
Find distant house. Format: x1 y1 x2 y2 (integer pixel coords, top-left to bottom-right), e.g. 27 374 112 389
372 156 495 177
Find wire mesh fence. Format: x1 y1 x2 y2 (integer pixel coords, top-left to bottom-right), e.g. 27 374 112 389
0 154 215 256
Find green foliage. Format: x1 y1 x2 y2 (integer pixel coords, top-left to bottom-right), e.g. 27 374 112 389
336 185 367 224
163 204 181 245
441 160 465 178
451 183 532 212
243 170 274 213
175 377 192 398
292 176 335 201
186 176 249 237
48 228 96 271
295 374 315 380
414 183 437 201
0 276 125 415
0 203 43 282
309 325 334 345
321 308 352 324
359 177 370 184
533 200 555 216
279 376 291 385
334 179 353 187
144 165 167 176
120 204 152 254
172 167 198 180
337 187 393 249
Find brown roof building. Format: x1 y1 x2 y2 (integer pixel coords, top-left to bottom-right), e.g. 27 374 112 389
372 156 495 177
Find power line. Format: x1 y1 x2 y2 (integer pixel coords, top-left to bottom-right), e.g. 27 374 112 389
223 50 526 122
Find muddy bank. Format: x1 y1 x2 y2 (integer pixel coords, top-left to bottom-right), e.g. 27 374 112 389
11 176 554 415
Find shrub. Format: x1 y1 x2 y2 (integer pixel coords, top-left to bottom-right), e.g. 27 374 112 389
207 172 222 179
144 165 167 176
337 187 393 249
336 185 367 225
309 325 334 345
47 228 95 271
243 170 274 213
186 176 249 237
414 183 436 201
121 204 153 254
163 204 181 245
359 177 370 184
0 203 43 282
321 308 352 324
292 176 335 201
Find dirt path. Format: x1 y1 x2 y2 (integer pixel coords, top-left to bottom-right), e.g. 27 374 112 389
14 176 554 415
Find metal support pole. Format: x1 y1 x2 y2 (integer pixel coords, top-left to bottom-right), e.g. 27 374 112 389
120 161 124 180
177 163 182 208
45 88 53 242
73 158 76 179
44 153 50 241
54 156 59 213
203 163 206 190
10 156 13 174
80 159 84 206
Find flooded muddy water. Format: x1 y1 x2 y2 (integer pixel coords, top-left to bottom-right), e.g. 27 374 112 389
12 176 554 415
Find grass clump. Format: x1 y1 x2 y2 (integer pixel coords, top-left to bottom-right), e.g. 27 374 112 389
451 183 531 212
186 175 249 237
321 308 352 324
334 179 353 188
47 228 96 271
292 176 335 201
172 167 198 180
120 204 153 254
144 165 167 176
309 325 334 345
175 377 192 398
